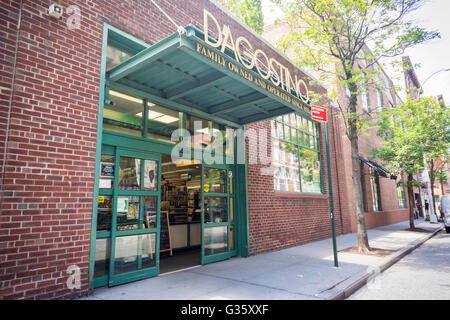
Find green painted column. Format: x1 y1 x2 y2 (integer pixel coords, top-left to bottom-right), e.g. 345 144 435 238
325 122 338 267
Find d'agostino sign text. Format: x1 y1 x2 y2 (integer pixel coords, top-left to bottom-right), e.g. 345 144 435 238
197 9 311 112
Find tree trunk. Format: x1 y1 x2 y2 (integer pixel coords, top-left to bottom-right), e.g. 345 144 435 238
347 82 370 253
407 173 416 229
350 132 371 253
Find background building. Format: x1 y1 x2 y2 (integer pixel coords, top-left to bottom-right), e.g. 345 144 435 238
263 21 412 232
403 55 449 218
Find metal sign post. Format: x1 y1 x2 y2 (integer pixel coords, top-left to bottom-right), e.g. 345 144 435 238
312 106 338 268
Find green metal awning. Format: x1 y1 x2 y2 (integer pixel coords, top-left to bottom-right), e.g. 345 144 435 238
106 25 312 128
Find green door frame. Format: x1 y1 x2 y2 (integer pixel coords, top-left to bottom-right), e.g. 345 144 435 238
88 23 151 291
88 23 250 291
107 148 161 287
201 163 237 265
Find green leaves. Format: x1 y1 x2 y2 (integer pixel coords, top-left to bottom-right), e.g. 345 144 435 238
269 0 441 144
218 0 265 34
373 96 450 177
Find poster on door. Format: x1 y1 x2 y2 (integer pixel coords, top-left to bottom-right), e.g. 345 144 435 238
144 160 156 190
134 159 156 190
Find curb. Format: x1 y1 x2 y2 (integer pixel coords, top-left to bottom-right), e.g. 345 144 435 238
317 226 443 300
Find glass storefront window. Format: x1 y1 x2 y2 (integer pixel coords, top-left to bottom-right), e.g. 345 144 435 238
146 103 180 143
116 196 140 231
204 226 228 256
271 121 277 138
272 112 323 194
299 149 321 193
103 87 233 155
225 126 234 156
94 238 110 278
188 116 210 149
104 89 181 142
213 123 233 156
282 141 300 192
204 197 228 224
104 90 143 137
204 168 227 193
141 233 157 270
144 197 157 229
99 155 114 189
119 157 141 190
114 234 156 275
97 195 112 232
116 196 158 231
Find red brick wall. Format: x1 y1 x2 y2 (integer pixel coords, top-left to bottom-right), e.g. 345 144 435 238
0 0 327 300
0 0 104 300
246 107 345 255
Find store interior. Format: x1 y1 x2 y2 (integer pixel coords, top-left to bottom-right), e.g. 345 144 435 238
95 154 204 278
159 155 202 274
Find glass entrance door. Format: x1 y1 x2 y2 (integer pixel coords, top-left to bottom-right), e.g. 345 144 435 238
107 148 161 286
201 165 236 264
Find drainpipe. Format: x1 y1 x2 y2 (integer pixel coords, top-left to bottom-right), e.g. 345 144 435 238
0 0 23 208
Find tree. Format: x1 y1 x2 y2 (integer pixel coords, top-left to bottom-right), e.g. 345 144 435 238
374 96 450 229
217 0 265 34
271 0 439 252
421 103 450 217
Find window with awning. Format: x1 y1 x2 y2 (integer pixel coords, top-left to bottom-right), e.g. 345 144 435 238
359 157 397 180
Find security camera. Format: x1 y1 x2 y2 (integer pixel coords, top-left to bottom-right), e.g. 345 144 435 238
48 4 63 19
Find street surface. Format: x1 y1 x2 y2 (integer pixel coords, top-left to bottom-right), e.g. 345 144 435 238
348 229 450 300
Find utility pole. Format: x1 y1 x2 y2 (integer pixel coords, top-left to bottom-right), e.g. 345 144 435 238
312 105 338 268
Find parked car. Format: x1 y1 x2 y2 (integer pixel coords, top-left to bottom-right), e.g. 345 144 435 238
441 195 450 233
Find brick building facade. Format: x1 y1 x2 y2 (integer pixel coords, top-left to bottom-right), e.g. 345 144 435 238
0 0 407 300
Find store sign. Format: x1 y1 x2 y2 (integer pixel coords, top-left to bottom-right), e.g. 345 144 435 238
311 105 327 122
100 162 114 177
200 9 310 112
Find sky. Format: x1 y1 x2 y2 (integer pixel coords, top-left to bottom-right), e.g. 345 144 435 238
261 0 450 104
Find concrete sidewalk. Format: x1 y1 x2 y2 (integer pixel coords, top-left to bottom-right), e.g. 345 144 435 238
81 219 443 300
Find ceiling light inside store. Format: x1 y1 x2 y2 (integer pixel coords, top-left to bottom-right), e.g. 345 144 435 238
135 111 176 123
109 90 143 104
148 110 164 119
197 128 221 134
155 115 179 124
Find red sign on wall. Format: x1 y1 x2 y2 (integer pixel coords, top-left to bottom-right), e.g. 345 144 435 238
311 105 327 122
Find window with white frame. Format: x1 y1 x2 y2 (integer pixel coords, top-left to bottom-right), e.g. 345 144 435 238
377 89 383 112
397 179 407 209
361 79 370 112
